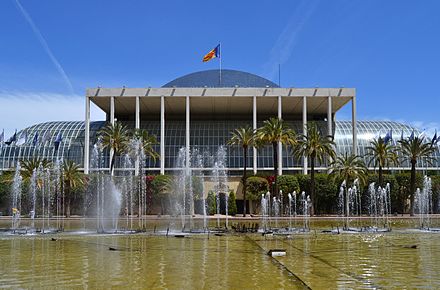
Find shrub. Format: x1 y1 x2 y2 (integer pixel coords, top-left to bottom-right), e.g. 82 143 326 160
431 175 440 214
228 190 237 216
207 191 216 215
395 172 423 213
277 175 300 198
314 174 338 214
247 176 269 201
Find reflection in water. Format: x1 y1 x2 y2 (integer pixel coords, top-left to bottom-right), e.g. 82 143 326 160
0 229 440 288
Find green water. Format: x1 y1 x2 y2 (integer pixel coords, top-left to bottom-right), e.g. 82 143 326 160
0 219 440 289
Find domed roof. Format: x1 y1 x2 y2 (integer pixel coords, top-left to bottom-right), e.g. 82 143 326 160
162 69 279 88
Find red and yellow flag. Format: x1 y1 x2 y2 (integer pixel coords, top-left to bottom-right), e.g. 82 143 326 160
202 44 220 62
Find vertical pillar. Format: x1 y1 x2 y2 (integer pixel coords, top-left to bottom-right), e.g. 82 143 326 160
303 96 308 174
160 96 165 174
327 93 333 168
84 96 90 174
277 95 282 176
135 96 140 129
253 96 257 175
110 96 115 125
135 96 140 176
186 96 190 169
352 95 357 155
327 94 332 136
109 96 115 173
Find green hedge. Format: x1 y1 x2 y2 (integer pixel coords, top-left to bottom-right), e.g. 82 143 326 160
277 175 300 198
247 176 269 200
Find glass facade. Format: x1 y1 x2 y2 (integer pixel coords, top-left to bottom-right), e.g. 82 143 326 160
1 120 439 172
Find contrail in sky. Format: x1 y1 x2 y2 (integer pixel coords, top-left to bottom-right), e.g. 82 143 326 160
14 0 74 94
264 0 319 81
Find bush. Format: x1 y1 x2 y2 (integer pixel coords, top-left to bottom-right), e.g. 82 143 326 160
228 190 237 216
395 172 423 213
296 174 310 194
314 174 339 214
207 191 216 215
431 175 440 214
247 176 269 201
277 175 300 198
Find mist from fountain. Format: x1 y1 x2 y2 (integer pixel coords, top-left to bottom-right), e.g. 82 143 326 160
415 176 433 230
11 164 22 232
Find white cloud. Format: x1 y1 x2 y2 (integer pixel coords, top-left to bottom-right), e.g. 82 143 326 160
0 91 105 138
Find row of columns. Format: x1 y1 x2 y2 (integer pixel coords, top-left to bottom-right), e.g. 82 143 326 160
84 95 357 174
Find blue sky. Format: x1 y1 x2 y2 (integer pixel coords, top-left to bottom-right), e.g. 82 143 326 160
0 0 439 137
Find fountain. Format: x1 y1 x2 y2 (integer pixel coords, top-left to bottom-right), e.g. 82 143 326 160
171 146 228 232
11 164 22 232
414 176 438 231
368 182 392 231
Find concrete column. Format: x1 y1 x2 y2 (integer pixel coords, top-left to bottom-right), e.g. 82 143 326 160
135 96 140 176
253 96 257 175
84 96 90 174
160 96 165 174
303 96 308 174
186 96 190 169
277 95 282 176
110 96 115 173
135 96 140 129
327 94 332 136
327 94 333 168
110 96 115 125
352 95 357 155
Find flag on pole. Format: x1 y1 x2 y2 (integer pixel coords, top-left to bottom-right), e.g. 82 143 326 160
400 130 404 141
0 129 4 145
16 131 27 146
409 130 414 141
5 130 17 145
202 44 220 62
54 132 62 150
384 130 392 144
32 132 39 146
431 130 438 147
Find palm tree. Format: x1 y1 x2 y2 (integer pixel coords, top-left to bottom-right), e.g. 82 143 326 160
256 117 296 198
366 137 398 187
62 160 85 217
330 153 368 223
292 122 335 215
398 136 435 215
99 121 129 175
132 128 160 163
227 126 255 217
20 158 52 182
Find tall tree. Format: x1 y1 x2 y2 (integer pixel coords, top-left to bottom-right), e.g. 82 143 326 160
292 122 335 215
366 137 398 187
329 153 368 223
99 122 129 175
398 136 435 215
256 118 296 198
132 128 160 163
20 158 52 182
62 160 85 217
227 126 255 217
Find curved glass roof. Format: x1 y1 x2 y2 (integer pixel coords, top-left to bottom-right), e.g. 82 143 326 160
0 121 104 169
162 69 280 88
0 120 438 170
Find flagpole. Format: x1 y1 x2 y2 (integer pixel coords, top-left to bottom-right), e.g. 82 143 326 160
219 42 222 87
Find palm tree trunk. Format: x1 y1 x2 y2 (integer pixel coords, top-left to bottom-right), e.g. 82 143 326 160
378 165 383 188
242 146 247 217
110 152 116 176
272 142 279 198
410 159 416 216
310 153 315 216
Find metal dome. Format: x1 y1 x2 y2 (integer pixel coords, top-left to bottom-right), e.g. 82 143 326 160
162 69 279 88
